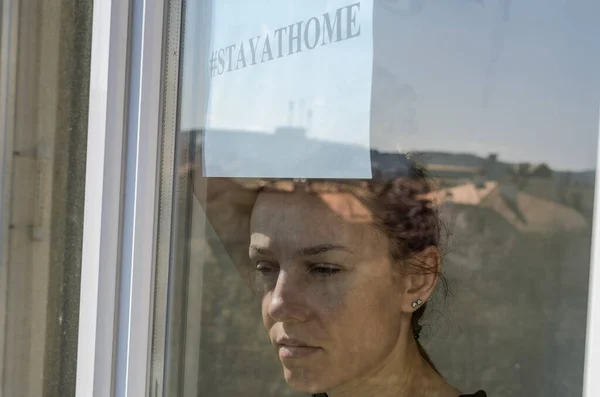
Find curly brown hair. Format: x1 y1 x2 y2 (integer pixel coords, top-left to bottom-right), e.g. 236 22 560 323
361 168 448 375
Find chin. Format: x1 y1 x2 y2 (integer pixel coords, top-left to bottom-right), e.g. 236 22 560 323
282 366 334 394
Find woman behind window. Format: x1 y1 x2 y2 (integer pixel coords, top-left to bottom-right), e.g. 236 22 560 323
198 158 487 397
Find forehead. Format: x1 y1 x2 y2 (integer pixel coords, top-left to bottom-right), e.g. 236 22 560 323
250 191 382 251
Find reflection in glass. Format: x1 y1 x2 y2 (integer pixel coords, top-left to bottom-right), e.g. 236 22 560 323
155 0 600 396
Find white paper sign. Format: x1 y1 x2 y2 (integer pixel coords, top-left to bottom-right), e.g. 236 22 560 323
202 0 374 178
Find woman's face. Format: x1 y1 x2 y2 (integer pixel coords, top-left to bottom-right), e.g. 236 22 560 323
249 191 412 393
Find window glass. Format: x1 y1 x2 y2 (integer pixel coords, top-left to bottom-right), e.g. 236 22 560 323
0 1 92 396
154 1 600 396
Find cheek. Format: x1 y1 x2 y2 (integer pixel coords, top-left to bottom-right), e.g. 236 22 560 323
327 274 402 348
310 279 349 314
307 270 398 326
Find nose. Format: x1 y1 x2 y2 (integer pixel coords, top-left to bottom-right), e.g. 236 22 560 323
267 270 310 323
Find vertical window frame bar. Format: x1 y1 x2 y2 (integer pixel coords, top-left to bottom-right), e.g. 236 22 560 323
583 113 600 397
75 0 132 396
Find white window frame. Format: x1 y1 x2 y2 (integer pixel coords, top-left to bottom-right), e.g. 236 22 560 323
75 0 600 396
583 124 600 397
76 0 166 396
74 0 130 395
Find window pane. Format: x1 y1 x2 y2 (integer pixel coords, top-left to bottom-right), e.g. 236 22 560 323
0 1 92 396
154 1 600 396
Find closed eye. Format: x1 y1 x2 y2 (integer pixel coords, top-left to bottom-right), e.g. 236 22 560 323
254 261 279 275
309 264 341 277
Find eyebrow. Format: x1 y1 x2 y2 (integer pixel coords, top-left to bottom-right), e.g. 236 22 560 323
249 243 352 257
249 245 273 256
297 244 352 256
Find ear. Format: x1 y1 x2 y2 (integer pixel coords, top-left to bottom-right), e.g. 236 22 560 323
400 246 441 313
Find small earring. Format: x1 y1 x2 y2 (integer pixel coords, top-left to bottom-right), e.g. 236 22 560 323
411 299 423 309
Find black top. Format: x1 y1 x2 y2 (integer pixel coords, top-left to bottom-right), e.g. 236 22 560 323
313 391 486 397
461 392 487 397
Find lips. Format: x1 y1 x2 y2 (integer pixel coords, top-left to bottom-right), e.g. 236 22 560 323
276 338 310 347
276 338 321 359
